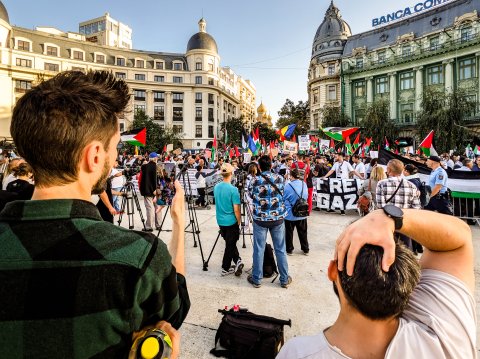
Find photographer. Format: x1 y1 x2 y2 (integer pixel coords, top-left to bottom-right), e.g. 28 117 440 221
139 152 161 232
195 164 216 208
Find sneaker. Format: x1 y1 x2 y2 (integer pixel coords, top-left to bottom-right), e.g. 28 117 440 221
234 259 244 277
281 276 293 288
287 251 293 256
221 267 235 276
303 251 309 256
340 210 346 216
247 274 261 288
327 209 336 213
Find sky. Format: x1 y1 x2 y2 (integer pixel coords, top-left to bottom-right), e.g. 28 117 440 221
3 0 416 124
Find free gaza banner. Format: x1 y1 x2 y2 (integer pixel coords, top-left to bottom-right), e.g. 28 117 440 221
313 178 362 211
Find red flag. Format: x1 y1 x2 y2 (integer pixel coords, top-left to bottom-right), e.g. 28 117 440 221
229 148 235 158
213 136 217 148
270 141 275 149
329 139 335 149
235 146 240 157
292 134 297 143
255 127 260 141
162 145 167 153
353 132 360 147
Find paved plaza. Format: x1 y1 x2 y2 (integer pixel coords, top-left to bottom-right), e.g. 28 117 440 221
115 199 480 358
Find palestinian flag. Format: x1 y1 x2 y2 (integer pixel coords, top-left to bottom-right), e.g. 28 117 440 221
353 132 361 150
345 136 353 155
121 128 146 147
211 136 217 161
466 144 473 157
322 127 359 141
364 137 372 154
385 137 390 151
474 145 480 156
419 130 438 157
224 129 228 145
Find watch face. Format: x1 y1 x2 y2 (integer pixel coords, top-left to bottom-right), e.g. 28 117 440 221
385 205 403 218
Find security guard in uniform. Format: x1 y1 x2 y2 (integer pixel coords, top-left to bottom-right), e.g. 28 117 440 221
425 155 452 215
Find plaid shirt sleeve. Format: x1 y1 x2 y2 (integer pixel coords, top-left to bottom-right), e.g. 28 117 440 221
376 180 387 209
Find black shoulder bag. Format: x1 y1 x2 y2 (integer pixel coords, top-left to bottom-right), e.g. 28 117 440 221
260 173 283 196
386 179 404 204
288 182 309 217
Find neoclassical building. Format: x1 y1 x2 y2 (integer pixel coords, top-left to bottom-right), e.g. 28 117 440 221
309 0 480 138
0 2 257 149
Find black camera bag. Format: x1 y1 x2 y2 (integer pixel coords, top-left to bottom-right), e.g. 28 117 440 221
210 309 291 359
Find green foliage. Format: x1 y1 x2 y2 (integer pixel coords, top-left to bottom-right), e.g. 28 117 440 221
276 99 310 135
361 99 398 146
220 116 244 145
253 122 278 143
319 105 351 128
130 110 183 152
416 88 476 153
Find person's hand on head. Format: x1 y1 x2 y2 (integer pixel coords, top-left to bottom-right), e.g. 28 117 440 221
334 210 396 276
171 180 185 223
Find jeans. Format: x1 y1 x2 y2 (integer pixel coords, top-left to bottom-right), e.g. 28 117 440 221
219 224 241 271
252 221 289 285
112 187 122 211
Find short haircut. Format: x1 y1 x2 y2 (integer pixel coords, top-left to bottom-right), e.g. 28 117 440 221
11 71 129 187
290 168 300 179
387 159 404 175
404 164 418 175
337 243 420 320
258 155 272 172
352 154 360 160
13 162 33 177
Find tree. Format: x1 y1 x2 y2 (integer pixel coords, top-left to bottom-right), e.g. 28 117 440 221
130 110 183 152
361 99 398 147
253 122 278 143
276 99 310 135
220 116 244 145
319 105 351 128
416 88 476 153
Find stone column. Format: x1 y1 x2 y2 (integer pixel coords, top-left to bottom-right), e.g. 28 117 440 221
366 77 373 103
165 91 172 127
389 72 397 120
146 89 154 118
443 59 454 93
343 78 352 118
414 66 423 112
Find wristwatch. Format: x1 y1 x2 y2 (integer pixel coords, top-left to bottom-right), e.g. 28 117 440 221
382 205 404 230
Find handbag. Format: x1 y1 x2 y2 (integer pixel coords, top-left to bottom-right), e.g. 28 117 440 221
210 308 291 359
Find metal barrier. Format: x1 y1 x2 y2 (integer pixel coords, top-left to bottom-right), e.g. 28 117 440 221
451 191 480 225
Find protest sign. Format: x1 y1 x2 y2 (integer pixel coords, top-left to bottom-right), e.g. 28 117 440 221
283 141 298 154
166 144 173 152
243 152 252 164
313 178 362 211
298 135 311 151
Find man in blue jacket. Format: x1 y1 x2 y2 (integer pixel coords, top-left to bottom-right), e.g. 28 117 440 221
283 168 309 255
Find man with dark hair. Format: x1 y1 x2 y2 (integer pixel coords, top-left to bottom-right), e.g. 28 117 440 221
139 152 161 231
425 155 452 215
1 71 190 358
278 209 475 358
247 155 291 288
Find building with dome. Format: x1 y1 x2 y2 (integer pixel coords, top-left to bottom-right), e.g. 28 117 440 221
0 3 257 149
309 0 480 137
256 101 273 127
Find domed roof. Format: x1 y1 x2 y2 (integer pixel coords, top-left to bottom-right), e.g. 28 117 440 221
311 1 351 61
0 1 9 24
187 18 218 53
257 102 267 114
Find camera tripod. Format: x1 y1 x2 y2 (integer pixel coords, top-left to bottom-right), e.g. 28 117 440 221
117 180 147 231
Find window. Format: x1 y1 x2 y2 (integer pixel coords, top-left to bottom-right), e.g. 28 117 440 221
154 75 164 82
196 107 202 121
154 106 164 120
44 63 59 72
116 57 126 66
72 50 84 61
464 94 477 116
196 125 203 138
400 71 414 90
208 108 214 121
377 51 386 64
95 54 105 63
208 94 214 104
134 90 146 101
430 36 440 51
354 109 365 123
375 76 389 94
356 57 364 69
402 44 411 57
208 125 214 138
15 80 32 91
173 76 183 83
195 93 202 103
313 113 319 129
173 125 183 134
327 85 337 101
208 78 214 85
134 104 146 113
172 92 184 103
119 122 125 132
17 40 30 51
155 61 164 70
328 64 335 75
173 63 183 71
459 58 476 80
461 26 473 43
400 103 414 123
195 76 202 84
173 107 183 121
427 65 443 85
16 58 32 68
135 74 146 81
196 62 202 70
208 63 214 71
354 81 365 97
135 59 145 68
312 88 319 104
46 46 58 56
116 72 126 79
153 91 165 102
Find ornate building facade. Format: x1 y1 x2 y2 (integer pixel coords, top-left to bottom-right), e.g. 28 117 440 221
256 101 273 127
0 3 257 149
309 0 480 138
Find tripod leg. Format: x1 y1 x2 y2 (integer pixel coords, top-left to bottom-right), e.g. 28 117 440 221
203 231 222 271
131 191 147 230
117 190 127 226
155 205 170 238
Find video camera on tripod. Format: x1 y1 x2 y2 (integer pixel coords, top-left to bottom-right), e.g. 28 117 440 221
122 164 141 180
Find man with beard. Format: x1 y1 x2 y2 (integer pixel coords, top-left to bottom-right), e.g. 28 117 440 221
0 71 190 358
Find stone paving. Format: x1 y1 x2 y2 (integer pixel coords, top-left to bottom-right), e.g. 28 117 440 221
116 201 480 358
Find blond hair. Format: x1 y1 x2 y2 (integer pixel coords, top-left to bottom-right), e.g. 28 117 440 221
370 166 387 181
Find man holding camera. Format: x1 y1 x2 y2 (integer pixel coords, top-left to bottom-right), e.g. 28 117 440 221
140 152 161 231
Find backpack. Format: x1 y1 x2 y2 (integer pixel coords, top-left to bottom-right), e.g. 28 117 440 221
357 179 373 216
263 243 278 281
419 181 432 207
210 308 291 359
294 162 309 181
288 182 309 217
